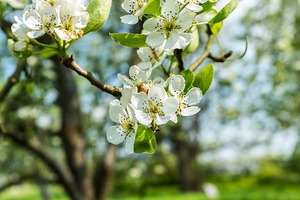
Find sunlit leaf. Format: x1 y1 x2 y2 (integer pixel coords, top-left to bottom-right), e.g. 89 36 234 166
209 21 223 35
110 33 148 48
208 0 238 24
144 0 161 15
180 69 195 92
134 125 157 154
83 0 112 34
194 63 214 94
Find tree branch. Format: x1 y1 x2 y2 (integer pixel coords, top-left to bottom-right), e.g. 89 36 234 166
0 129 81 200
61 55 121 97
208 51 233 62
189 27 214 72
0 59 26 103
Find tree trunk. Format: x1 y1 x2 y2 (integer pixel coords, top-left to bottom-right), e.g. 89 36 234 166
54 58 94 200
94 144 117 200
170 123 201 192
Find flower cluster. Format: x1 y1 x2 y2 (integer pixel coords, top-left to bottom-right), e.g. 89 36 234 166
106 0 220 153
11 0 89 51
107 68 203 153
120 0 214 51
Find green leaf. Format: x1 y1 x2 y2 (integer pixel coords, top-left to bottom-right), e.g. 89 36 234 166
134 126 157 154
180 69 195 92
209 21 223 35
194 63 214 95
36 48 59 58
110 33 148 48
83 0 112 34
199 1 216 14
184 27 199 53
208 0 238 24
144 0 161 15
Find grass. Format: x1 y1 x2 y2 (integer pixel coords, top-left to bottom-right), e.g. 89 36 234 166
1 179 300 200
0 184 68 200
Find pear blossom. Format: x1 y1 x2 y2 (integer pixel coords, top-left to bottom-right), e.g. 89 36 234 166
107 97 137 154
53 0 89 41
177 0 203 12
22 0 59 38
131 84 179 130
121 0 148 25
118 64 152 87
166 75 203 117
143 0 196 50
11 16 31 51
137 46 168 68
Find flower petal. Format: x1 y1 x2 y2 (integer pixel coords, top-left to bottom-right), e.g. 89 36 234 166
146 32 165 47
185 87 203 106
121 15 139 25
107 125 126 144
143 18 163 32
162 97 179 115
181 106 201 116
109 100 127 123
156 114 171 125
168 75 185 96
134 110 152 126
125 132 136 154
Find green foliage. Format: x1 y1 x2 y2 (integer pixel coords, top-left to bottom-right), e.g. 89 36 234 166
199 1 216 14
83 0 112 34
144 0 161 15
109 33 148 48
194 63 214 94
209 0 239 24
180 69 195 92
184 27 199 53
209 21 223 35
36 47 59 58
7 39 32 58
134 125 157 154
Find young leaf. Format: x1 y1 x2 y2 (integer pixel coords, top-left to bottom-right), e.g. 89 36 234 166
199 1 216 14
209 21 223 35
37 48 59 58
134 125 157 154
184 27 199 53
83 0 112 34
144 0 161 15
208 0 238 24
180 69 195 92
110 33 148 48
194 63 214 95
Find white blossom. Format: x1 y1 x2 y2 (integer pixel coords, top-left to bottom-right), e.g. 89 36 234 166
118 64 152 87
121 0 148 25
53 0 89 41
23 0 59 38
107 98 137 154
11 16 31 51
177 0 203 12
131 84 179 129
143 0 196 50
166 75 203 119
137 46 168 68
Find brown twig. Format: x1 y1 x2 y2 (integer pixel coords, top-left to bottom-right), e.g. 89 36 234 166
208 51 233 62
189 27 214 72
174 49 184 71
0 59 26 103
61 55 121 97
